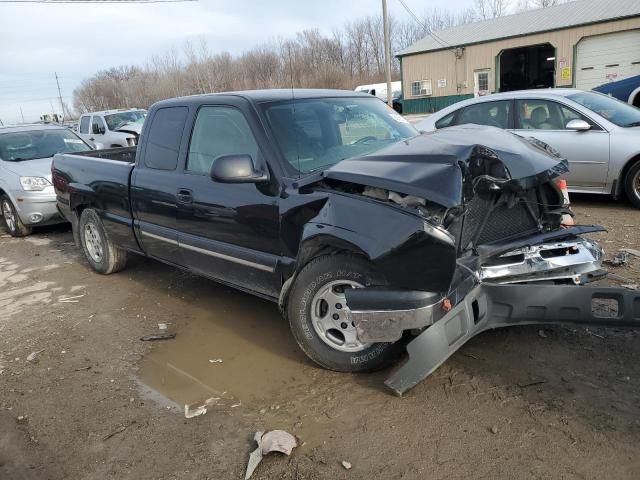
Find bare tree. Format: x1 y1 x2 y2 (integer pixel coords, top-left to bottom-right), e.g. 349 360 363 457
72 9 479 114
474 0 511 19
517 0 567 10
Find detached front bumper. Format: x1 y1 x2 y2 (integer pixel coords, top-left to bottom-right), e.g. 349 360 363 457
343 232 640 395
383 283 640 396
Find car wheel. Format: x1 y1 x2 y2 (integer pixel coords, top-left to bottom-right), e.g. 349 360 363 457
624 161 640 209
1 195 32 237
79 208 127 274
287 254 405 372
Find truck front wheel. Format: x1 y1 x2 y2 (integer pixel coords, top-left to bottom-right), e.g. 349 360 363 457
287 254 404 372
79 209 127 274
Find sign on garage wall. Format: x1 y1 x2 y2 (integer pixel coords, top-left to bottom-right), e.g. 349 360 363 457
437 78 447 88
561 67 572 81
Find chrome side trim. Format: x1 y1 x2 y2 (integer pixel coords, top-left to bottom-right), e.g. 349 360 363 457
141 230 178 246
179 241 274 273
140 229 274 273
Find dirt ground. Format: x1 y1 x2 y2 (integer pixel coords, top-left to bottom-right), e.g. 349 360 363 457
1 195 639 480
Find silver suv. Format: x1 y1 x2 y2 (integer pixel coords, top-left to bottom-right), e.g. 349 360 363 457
0 125 92 236
76 109 146 148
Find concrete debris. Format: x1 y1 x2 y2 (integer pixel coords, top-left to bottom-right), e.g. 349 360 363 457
140 333 176 342
538 329 547 338
208 358 223 363
490 425 499 434
16 415 28 425
342 460 352 470
245 430 298 479
157 323 168 330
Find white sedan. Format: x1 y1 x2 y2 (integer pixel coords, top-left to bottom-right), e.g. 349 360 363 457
417 89 640 208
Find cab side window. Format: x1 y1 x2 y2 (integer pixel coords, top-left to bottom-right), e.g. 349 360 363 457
79 116 90 134
91 116 106 135
457 101 512 129
144 106 188 171
187 106 259 174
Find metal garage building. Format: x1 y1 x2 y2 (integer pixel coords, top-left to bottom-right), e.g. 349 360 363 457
397 0 640 114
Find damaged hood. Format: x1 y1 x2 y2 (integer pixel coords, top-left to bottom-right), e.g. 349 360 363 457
322 125 568 208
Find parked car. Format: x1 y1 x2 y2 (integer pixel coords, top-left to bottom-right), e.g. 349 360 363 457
417 89 640 208
0 124 92 236
593 75 640 107
76 109 146 149
355 81 403 113
52 90 638 393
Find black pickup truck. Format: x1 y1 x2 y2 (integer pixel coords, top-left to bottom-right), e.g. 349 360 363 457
53 90 639 395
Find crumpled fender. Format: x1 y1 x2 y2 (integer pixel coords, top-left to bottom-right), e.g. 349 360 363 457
298 192 457 292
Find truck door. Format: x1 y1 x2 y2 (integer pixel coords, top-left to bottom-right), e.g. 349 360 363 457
130 105 189 264
77 115 91 144
175 104 281 298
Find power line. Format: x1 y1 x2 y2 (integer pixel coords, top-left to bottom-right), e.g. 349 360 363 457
0 0 198 3
395 0 452 49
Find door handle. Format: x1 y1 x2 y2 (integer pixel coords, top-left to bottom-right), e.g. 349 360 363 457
89 137 95 141
176 189 193 204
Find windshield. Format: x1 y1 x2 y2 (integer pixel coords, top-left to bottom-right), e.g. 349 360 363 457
263 97 417 174
567 91 640 127
0 129 89 162
104 111 147 131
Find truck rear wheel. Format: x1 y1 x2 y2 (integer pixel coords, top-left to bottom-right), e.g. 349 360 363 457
287 254 404 372
1 195 31 237
79 209 127 274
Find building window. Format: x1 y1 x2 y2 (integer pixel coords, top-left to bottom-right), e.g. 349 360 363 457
411 79 432 97
477 72 489 92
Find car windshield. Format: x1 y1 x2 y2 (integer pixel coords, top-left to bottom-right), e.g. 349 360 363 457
0 129 89 162
567 91 640 127
263 97 417 174
104 111 146 131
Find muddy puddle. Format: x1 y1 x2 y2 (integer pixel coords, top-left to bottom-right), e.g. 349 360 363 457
137 283 313 410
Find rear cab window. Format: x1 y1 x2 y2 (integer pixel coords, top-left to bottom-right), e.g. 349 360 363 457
143 106 188 171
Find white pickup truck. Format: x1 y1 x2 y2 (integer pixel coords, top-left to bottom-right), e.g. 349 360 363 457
76 109 146 149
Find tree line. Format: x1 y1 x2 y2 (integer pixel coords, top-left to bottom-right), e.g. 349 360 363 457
72 0 566 113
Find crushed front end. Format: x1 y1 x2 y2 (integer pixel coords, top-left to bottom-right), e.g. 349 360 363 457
332 126 639 395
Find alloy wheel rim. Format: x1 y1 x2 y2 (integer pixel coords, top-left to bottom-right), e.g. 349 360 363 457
2 201 15 232
310 279 369 353
83 223 104 263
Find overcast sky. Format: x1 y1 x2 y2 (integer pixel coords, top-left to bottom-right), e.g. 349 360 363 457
0 0 474 123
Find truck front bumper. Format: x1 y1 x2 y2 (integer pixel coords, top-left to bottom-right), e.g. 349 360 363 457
343 234 640 395
381 283 640 396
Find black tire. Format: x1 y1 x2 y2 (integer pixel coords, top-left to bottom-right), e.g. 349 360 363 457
78 209 127 274
287 254 404 372
624 161 640 209
1 195 32 237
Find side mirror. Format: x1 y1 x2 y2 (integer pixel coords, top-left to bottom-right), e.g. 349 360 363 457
566 119 591 131
210 154 268 184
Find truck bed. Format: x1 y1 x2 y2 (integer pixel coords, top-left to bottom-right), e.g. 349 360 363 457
52 149 138 252
72 146 137 163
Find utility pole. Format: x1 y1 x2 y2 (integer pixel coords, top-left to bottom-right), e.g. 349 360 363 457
382 0 393 108
55 72 66 119
20 107 25 124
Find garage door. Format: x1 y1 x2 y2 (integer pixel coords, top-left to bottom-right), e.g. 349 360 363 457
576 29 640 91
